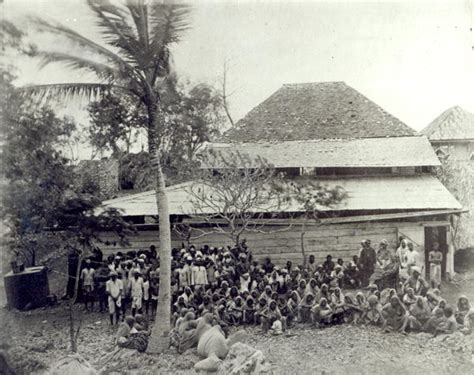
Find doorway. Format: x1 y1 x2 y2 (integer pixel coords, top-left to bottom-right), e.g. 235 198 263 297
424 226 448 279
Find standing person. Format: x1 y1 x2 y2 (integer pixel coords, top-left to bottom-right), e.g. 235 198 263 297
142 275 150 315
358 240 376 287
106 271 123 326
404 242 420 276
428 242 443 290
130 271 144 316
396 239 409 280
80 259 95 311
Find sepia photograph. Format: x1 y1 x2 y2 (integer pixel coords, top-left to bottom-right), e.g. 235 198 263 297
0 0 473 374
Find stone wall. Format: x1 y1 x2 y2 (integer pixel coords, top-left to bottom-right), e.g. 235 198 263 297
76 158 119 199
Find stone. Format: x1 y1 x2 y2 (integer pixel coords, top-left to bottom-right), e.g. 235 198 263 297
194 353 222 372
217 342 272 374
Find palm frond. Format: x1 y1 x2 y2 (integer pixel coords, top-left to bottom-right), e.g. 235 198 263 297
87 0 144 65
18 83 132 106
125 0 150 49
36 51 120 82
30 16 140 80
148 3 192 79
149 3 192 45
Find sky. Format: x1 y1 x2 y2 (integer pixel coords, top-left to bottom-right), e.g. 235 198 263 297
3 0 474 141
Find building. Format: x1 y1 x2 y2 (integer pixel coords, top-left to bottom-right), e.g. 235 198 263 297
420 106 474 249
99 82 463 278
420 106 474 163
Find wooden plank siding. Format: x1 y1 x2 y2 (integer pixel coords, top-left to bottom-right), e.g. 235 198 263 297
95 221 427 266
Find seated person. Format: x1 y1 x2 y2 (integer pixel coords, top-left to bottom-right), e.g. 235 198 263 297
322 255 335 274
434 306 458 336
133 314 150 334
343 258 360 288
426 291 440 312
226 296 244 325
311 297 333 327
298 293 316 323
255 298 268 325
243 297 256 325
455 295 471 325
319 283 331 301
285 291 301 327
116 315 135 346
343 294 364 324
330 287 346 324
261 300 285 333
305 278 320 299
381 296 408 333
403 267 428 296
361 294 383 326
329 265 344 289
296 280 307 300
432 299 447 316
402 287 417 308
423 307 446 334
407 296 431 331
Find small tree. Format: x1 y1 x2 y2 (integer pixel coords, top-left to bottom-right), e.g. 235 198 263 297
187 149 292 247
188 149 347 261
50 194 135 353
290 180 347 266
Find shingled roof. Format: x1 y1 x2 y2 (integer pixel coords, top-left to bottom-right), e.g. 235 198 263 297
204 136 440 168
420 106 474 141
99 175 462 216
221 82 415 142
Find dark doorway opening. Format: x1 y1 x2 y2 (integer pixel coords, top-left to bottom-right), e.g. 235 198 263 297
424 226 448 279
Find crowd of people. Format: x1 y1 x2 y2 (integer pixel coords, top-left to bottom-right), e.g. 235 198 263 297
78 238 474 352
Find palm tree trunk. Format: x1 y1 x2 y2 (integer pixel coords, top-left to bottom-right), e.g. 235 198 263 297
146 105 172 354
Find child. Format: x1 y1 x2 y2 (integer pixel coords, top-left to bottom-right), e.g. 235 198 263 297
150 277 159 318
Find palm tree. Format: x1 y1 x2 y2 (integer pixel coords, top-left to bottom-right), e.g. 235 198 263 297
23 0 191 353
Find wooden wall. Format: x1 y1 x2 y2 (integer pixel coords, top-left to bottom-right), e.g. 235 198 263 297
96 220 428 267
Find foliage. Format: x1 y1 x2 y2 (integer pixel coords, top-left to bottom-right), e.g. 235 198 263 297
2 73 75 265
87 93 145 156
21 0 193 350
0 19 37 74
436 155 474 249
2 73 134 266
87 81 225 187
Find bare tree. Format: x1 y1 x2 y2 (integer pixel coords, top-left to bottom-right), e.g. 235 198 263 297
289 180 347 267
187 149 292 248
221 60 236 127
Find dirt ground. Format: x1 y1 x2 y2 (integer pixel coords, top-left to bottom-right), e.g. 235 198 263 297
1 250 474 375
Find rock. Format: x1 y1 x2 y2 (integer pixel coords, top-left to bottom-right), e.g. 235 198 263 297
197 326 229 360
217 342 272 374
195 353 222 372
49 354 98 375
